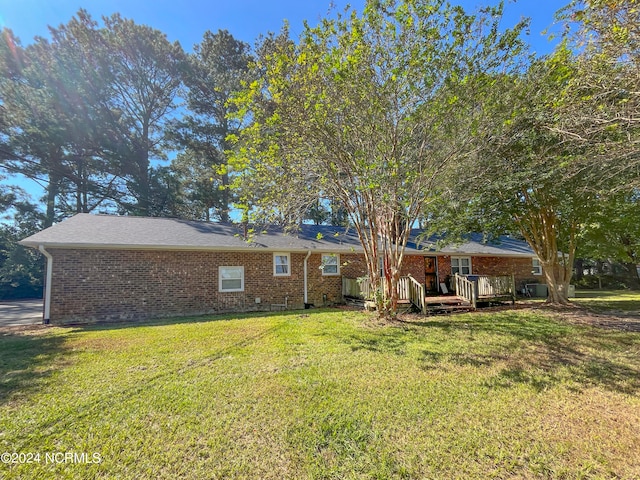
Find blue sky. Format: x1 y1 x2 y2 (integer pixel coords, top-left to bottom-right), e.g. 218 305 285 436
0 0 563 204
1 0 562 54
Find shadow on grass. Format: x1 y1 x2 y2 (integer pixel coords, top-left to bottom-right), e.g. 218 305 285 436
0 309 303 408
346 329 411 356
61 308 308 333
0 330 69 405
339 311 640 395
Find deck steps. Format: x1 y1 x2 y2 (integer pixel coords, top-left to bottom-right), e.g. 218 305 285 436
424 295 470 306
424 295 474 314
344 296 366 308
425 304 474 314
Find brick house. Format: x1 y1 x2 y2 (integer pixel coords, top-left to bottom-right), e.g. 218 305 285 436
20 214 543 324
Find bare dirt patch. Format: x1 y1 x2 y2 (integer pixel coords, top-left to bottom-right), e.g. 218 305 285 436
394 300 640 332
537 304 640 332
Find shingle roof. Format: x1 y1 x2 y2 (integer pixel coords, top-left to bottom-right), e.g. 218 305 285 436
20 213 536 257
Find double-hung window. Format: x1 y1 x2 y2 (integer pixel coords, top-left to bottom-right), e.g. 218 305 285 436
532 258 543 276
274 253 290 276
219 266 244 292
451 257 471 276
321 254 339 276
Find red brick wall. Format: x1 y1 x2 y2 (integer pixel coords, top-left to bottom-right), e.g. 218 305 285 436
47 248 541 323
307 254 344 306
437 255 542 289
340 253 369 278
401 256 426 283
49 249 311 323
336 254 425 281
305 253 426 306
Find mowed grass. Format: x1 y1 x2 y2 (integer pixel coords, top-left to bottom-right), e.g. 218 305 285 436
1 304 639 479
574 289 640 314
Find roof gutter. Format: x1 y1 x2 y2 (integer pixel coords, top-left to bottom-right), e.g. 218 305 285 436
303 250 312 305
38 245 53 324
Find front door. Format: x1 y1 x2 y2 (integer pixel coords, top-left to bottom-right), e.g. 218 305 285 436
424 256 438 294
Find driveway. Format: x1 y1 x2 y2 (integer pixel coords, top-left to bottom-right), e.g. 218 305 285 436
0 299 43 327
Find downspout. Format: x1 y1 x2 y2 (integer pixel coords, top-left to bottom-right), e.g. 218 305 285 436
38 245 53 324
303 250 312 306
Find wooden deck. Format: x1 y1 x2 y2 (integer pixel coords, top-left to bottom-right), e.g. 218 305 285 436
424 295 464 304
343 273 516 315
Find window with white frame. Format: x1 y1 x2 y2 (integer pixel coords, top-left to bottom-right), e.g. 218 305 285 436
451 257 471 275
273 253 290 276
219 266 244 292
532 258 542 275
321 253 339 276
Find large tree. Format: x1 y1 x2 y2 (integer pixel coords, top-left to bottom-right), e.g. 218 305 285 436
445 0 640 305
0 29 80 227
230 0 525 315
452 51 607 304
169 30 252 222
555 0 640 186
97 13 185 216
0 11 186 221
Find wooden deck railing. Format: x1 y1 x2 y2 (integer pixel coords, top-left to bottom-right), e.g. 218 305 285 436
406 274 426 314
397 276 409 301
342 275 425 312
454 274 478 308
454 274 516 306
344 273 515 312
476 275 516 300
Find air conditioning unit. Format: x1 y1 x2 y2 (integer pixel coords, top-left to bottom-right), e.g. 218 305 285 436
526 284 574 298
534 284 548 297
526 283 548 298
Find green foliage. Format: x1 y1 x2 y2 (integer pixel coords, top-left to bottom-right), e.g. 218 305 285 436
0 10 186 221
578 191 640 263
98 13 186 216
167 30 253 222
229 0 526 314
556 0 640 188
0 185 45 299
449 45 625 303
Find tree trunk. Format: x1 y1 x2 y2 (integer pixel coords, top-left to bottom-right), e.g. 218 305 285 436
515 204 577 305
574 258 584 281
220 171 230 222
541 260 572 304
621 262 640 290
384 267 400 317
220 132 231 223
135 120 151 216
45 168 61 228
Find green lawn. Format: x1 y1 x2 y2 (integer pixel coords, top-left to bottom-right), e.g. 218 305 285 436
1 301 639 479
574 289 640 314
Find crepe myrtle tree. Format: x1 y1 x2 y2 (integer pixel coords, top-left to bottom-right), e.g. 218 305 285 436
228 0 526 316
459 0 640 304
453 51 613 305
554 1 640 188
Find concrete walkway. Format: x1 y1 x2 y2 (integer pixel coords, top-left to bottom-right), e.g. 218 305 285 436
0 299 43 326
